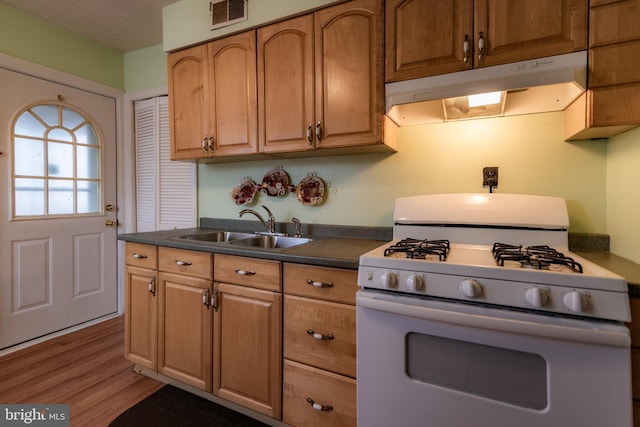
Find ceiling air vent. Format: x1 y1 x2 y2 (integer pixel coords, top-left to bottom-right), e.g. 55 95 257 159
210 0 248 30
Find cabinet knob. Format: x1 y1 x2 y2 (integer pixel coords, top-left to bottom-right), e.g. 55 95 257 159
307 329 334 340
132 253 147 259
307 123 313 144
315 121 322 143
234 268 256 276
175 260 192 266
306 397 333 412
306 279 334 288
477 31 485 61
463 34 470 63
202 136 209 153
148 277 156 296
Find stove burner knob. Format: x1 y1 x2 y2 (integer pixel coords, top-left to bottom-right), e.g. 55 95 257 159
380 272 397 288
460 279 482 299
563 291 589 313
406 274 423 291
525 287 548 308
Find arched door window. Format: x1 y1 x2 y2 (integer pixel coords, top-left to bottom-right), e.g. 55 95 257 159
12 103 102 217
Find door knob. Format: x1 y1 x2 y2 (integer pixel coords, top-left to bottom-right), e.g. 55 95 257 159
105 220 117 227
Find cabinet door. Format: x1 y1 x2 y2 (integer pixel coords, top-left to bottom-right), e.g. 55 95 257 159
207 31 258 157
258 15 315 154
167 44 209 160
124 265 158 371
314 0 385 149
474 0 587 67
213 282 282 419
386 0 473 82
158 272 212 392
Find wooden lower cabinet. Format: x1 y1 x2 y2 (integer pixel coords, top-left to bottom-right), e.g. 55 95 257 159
158 272 213 392
283 359 357 427
213 254 282 419
125 245 364 424
124 265 158 370
124 243 158 371
213 282 282 419
282 262 358 426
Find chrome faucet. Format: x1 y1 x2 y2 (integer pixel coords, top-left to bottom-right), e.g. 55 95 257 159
239 205 276 234
291 217 302 237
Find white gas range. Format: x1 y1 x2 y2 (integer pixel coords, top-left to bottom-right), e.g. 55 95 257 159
356 193 632 427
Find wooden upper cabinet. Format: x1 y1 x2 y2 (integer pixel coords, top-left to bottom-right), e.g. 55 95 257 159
258 15 315 154
386 0 587 81
168 44 208 160
207 31 258 157
386 0 473 82
474 0 587 68
314 0 385 149
167 31 258 160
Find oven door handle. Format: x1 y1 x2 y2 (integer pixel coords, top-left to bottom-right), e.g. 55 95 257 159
357 293 630 348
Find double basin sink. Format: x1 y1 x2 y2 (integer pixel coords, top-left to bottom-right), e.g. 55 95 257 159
171 231 313 250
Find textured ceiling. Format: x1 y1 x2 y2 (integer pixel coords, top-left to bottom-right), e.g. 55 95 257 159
0 0 181 52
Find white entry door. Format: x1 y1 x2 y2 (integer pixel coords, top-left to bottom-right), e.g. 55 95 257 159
0 67 118 349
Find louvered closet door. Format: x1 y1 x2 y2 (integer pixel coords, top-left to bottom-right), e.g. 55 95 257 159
135 97 196 231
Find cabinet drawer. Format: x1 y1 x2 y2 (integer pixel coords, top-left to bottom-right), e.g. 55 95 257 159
214 254 281 291
589 41 640 87
284 295 356 377
590 0 640 47
590 84 640 126
158 247 212 280
284 263 358 305
283 359 356 427
125 243 157 269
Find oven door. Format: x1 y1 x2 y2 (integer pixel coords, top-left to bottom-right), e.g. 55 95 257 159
356 290 632 427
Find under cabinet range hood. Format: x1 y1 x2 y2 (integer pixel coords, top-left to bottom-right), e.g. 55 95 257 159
386 51 587 126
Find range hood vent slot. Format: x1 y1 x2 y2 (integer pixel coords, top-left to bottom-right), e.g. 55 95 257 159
386 51 587 127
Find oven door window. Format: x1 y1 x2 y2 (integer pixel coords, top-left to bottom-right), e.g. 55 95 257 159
406 332 547 409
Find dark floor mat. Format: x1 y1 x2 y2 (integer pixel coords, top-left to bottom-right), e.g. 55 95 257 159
109 385 269 427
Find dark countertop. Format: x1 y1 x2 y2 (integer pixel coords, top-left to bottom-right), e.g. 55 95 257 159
119 220 640 293
118 220 391 270
576 251 640 296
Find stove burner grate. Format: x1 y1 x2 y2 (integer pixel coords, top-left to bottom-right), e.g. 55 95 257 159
384 238 450 261
492 243 583 273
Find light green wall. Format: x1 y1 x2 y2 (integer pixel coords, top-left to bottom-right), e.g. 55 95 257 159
0 4 123 89
163 0 338 51
607 126 640 264
124 44 168 92
199 112 607 234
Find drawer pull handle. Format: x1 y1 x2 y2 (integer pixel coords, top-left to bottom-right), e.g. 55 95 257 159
234 269 256 276
175 260 192 266
132 253 147 259
307 329 334 340
307 279 333 288
307 397 333 412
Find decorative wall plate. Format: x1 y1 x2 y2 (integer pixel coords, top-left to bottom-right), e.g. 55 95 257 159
231 176 258 205
261 166 289 197
296 173 325 206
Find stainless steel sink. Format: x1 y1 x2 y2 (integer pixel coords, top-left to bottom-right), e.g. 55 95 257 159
229 235 313 249
171 231 255 242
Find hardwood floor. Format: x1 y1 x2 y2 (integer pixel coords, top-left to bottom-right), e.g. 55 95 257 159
0 315 164 426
